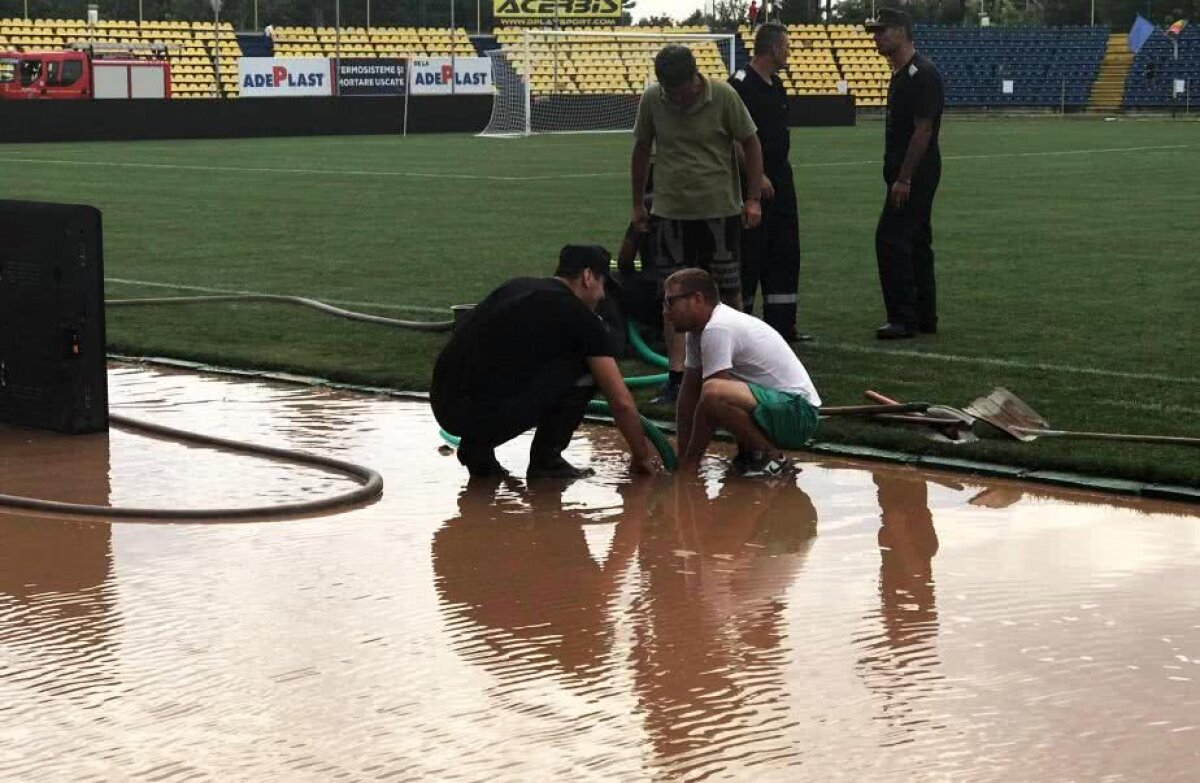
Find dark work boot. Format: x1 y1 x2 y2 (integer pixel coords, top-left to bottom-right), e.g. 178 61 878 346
875 322 916 340
457 442 510 479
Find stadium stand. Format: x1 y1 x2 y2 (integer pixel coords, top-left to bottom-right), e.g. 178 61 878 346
736 24 844 99
2 18 1133 110
270 25 474 58
1124 24 1198 108
914 24 1108 108
0 18 477 97
0 17 237 97
828 23 888 106
492 26 729 95
1087 32 1131 112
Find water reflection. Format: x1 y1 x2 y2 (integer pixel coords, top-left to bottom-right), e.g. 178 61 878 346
856 469 944 741
433 478 642 688
632 476 818 776
434 472 820 775
0 430 118 703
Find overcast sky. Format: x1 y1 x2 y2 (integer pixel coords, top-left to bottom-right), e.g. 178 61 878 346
630 0 714 22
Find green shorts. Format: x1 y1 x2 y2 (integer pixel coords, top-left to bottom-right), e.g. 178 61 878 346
748 382 820 450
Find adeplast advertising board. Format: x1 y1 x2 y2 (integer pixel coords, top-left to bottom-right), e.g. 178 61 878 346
239 58 334 97
408 57 492 95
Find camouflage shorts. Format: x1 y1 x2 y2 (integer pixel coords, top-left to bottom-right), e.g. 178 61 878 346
653 215 742 304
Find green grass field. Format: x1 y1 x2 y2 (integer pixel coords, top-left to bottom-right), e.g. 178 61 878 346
1 118 1197 486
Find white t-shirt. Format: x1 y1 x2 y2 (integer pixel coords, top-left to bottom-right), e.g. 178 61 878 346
684 304 822 407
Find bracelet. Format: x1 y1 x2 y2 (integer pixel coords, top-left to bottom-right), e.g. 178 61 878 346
896 180 911 186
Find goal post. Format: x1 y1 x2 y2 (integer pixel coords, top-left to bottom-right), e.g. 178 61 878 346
480 28 738 138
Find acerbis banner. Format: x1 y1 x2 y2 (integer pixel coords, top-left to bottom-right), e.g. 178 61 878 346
493 0 621 22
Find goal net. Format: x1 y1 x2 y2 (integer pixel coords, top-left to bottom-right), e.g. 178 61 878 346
480 27 737 137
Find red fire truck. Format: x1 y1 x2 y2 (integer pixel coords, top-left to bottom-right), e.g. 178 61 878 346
0 46 170 100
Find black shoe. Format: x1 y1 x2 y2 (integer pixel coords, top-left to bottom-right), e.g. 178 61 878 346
527 457 596 480
918 322 938 335
458 443 511 478
649 380 680 406
875 322 916 340
462 457 511 479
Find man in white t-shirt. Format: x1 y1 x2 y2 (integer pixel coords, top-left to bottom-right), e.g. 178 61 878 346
663 267 821 477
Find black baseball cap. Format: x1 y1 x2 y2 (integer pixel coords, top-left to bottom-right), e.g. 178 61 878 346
865 7 912 34
556 244 611 278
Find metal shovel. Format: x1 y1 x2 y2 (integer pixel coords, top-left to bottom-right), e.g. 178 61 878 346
964 387 1200 447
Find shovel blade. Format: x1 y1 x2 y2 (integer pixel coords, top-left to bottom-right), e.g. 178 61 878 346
964 387 1049 442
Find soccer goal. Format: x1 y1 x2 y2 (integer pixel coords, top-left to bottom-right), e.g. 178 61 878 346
480 28 738 137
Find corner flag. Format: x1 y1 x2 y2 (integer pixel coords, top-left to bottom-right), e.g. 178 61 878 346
1129 15 1154 54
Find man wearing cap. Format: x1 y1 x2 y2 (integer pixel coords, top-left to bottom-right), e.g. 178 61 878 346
866 8 945 340
730 22 811 344
431 246 657 479
631 43 765 405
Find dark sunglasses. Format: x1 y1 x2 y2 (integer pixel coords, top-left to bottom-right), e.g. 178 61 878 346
663 291 694 308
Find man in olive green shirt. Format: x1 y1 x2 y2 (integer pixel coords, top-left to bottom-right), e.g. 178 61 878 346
630 44 765 405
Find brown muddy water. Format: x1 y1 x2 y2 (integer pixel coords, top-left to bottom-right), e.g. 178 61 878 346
0 365 1197 781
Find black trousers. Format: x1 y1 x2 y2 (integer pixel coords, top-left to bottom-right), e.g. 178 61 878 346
875 166 940 330
741 166 801 336
431 356 593 472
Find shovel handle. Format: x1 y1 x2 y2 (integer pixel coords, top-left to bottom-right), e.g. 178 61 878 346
1014 427 1200 447
874 414 969 427
865 390 901 406
820 402 932 416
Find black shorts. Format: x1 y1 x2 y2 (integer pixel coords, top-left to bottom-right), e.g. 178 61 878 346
654 215 742 303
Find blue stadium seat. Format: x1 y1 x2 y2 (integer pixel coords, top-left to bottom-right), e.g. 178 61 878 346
914 24 1107 108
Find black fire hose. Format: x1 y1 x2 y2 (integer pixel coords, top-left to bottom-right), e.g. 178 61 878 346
0 413 383 521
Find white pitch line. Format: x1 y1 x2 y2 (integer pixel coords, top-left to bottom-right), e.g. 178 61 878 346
106 277 449 315
813 341 1199 385
0 143 1193 181
798 143 1196 170
0 156 608 181
1098 399 1200 416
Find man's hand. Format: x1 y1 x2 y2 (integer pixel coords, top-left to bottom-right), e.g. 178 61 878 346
889 180 911 209
631 204 650 233
760 174 775 201
742 198 762 229
630 455 658 476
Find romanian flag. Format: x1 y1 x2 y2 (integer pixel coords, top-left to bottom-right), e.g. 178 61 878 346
1166 19 1188 37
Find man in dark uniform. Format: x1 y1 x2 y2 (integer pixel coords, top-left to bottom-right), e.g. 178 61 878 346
867 8 945 340
431 245 656 479
729 22 811 343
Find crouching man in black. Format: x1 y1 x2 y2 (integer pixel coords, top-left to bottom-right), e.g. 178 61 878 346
432 245 658 480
